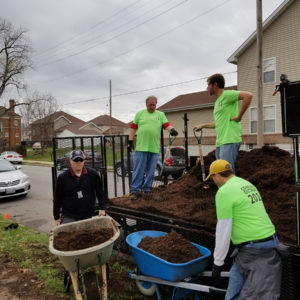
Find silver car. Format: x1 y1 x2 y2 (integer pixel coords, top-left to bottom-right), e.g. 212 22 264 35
0 158 31 198
1 151 23 164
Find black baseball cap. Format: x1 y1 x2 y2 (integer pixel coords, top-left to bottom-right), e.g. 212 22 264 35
70 150 85 161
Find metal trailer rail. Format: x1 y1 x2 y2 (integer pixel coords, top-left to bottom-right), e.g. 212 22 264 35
128 271 229 300
106 205 300 300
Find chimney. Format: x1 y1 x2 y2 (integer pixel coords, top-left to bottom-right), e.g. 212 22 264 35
9 99 15 147
9 99 15 115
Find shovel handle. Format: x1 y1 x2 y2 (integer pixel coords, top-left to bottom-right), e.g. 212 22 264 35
193 128 203 144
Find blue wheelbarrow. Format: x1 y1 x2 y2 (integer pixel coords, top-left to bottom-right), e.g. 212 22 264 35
126 230 228 300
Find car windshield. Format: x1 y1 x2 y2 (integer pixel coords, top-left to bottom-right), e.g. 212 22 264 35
0 159 16 172
6 151 18 155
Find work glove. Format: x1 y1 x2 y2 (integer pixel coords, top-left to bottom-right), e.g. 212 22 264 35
211 263 223 287
170 128 178 136
127 140 134 152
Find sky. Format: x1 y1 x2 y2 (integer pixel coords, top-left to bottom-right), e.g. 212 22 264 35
1 0 285 123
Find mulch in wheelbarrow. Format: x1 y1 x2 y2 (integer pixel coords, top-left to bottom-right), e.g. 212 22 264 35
53 228 114 251
138 230 203 263
110 146 297 245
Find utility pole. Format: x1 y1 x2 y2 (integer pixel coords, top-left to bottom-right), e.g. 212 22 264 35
257 0 263 148
109 80 112 135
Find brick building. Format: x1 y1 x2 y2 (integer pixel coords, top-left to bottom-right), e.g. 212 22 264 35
0 99 22 147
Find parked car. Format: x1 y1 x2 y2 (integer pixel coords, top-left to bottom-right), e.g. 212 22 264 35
32 142 42 150
0 151 23 164
0 158 31 198
56 150 102 171
114 146 186 180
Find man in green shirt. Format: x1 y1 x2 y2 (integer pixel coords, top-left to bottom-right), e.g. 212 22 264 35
128 96 178 200
194 73 252 172
206 159 281 299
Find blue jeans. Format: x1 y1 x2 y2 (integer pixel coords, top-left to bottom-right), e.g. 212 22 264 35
216 143 241 173
225 237 279 300
130 151 158 193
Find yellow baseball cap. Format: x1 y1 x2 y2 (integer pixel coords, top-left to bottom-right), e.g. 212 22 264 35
206 159 233 180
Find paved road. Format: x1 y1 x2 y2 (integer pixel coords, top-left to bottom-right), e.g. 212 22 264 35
0 165 54 233
0 165 131 233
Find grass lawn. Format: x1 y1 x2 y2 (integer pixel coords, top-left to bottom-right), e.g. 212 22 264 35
25 147 54 162
0 216 161 299
24 146 125 167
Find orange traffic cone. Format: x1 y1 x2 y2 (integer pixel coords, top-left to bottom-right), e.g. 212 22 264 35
3 213 10 220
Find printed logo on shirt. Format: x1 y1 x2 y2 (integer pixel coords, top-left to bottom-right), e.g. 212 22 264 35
77 191 83 199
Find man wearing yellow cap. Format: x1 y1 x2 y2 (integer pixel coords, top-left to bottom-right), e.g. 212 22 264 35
207 159 282 299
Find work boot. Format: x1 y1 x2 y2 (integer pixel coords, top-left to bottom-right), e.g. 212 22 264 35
130 192 138 200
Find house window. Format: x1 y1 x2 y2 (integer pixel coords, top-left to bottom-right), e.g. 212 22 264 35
15 132 19 138
5 132 9 137
263 57 276 84
14 119 18 126
250 105 276 134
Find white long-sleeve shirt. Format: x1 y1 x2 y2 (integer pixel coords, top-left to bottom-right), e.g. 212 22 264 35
213 218 232 266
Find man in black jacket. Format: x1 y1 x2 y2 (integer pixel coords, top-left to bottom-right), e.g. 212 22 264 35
53 150 105 225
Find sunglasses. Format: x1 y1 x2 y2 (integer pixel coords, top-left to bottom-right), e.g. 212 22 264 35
73 158 84 162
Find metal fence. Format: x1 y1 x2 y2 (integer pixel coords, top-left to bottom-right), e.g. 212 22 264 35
51 135 132 201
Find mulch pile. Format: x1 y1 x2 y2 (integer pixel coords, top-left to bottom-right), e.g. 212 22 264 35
109 146 297 245
138 230 203 263
53 228 114 251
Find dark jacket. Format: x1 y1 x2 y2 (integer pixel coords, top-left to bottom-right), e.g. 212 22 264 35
53 167 105 220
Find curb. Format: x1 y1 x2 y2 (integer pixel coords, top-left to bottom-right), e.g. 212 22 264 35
23 160 54 167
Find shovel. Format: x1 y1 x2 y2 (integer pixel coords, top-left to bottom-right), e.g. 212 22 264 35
157 133 177 183
194 128 206 182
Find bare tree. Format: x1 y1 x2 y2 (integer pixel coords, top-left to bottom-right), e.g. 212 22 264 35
18 91 60 152
0 18 32 99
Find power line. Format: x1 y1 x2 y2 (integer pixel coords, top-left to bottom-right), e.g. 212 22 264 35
60 70 237 106
36 0 143 57
37 0 173 61
34 0 234 84
38 0 188 67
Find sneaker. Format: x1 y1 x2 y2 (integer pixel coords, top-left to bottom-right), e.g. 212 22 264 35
130 192 138 200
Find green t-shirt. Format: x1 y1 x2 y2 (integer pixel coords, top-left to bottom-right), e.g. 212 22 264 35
216 176 275 245
214 90 241 147
133 109 168 153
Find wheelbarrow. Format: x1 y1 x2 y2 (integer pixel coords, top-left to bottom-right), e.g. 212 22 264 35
126 230 228 299
49 216 120 300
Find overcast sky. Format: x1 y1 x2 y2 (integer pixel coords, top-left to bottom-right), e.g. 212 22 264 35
1 0 284 123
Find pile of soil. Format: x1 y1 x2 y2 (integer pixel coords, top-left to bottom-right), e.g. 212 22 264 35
110 146 297 245
53 228 114 251
138 230 202 263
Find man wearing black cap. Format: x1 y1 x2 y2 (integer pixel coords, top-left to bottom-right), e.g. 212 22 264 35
53 150 105 225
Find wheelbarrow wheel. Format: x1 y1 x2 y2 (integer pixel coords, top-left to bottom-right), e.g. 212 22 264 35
135 268 156 296
63 270 72 293
82 270 101 300
136 279 156 296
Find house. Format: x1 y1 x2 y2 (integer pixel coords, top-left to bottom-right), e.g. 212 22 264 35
227 0 298 151
31 111 91 143
160 0 298 154
158 87 237 156
86 115 127 135
0 99 22 147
